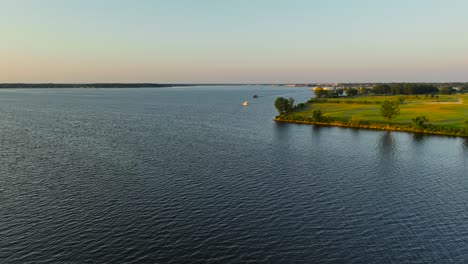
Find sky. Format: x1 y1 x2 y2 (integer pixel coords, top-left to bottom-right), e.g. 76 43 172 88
1 0 467 83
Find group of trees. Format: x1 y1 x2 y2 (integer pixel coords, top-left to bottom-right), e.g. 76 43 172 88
313 88 332 98
313 83 468 98
372 83 439 95
314 87 358 98
439 86 455 95
460 84 468 93
371 83 468 95
274 97 295 116
0 83 175 88
412 116 430 130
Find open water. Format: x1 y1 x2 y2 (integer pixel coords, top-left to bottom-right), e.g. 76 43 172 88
0 86 467 263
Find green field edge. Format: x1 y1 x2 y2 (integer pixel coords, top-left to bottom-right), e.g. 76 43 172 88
274 117 468 138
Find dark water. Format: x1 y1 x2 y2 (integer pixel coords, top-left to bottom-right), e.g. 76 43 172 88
1 86 467 263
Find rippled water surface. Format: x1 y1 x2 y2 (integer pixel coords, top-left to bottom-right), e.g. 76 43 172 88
1 86 467 263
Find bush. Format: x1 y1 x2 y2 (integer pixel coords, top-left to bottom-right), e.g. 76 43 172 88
439 86 454 95
312 110 323 122
412 116 430 130
308 98 328 104
349 116 370 126
275 97 295 115
295 103 306 109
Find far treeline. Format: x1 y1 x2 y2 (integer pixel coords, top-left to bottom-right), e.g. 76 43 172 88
314 83 468 98
0 83 188 88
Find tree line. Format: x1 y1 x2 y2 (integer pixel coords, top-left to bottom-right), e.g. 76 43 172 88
0 83 184 88
371 83 439 95
314 83 468 98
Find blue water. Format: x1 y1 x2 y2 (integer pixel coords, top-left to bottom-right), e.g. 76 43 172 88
0 86 467 263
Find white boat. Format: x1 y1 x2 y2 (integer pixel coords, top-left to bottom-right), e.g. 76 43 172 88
242 101 249 106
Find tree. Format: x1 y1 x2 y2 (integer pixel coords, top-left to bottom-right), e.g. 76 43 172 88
358 87 368 95
345 88 358 96
314 87 326 98
460 84 468 93
380 100 400 125
274 97 295 116
372 84 390 94
326 90 335 98
439 86 453 95
335 88 344 96
389 83 403 94
312 110 324 122
287 97 294 113
396 96 406 104
412 116 430 129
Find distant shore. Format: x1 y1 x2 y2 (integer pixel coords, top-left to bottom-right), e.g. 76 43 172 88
0 83 187 89
2 82 467 89
0 83 277 88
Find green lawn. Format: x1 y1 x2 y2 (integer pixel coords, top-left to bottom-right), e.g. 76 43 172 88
285 94 468 136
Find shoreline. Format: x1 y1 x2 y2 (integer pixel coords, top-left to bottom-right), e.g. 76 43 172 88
274 118 468 138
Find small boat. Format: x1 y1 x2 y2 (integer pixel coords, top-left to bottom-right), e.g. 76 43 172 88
242 101 249 106
253 94 258 98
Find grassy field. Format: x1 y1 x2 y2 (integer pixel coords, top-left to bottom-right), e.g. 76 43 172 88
279 94 468 137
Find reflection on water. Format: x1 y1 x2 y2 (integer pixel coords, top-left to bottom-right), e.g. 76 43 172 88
377 132 396 156
412 133 426 142
463 138 468 150
312 124 322 133
273 122 291 142
349 127 361 136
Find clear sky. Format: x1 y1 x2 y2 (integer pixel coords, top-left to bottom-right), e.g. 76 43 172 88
1 0 467 83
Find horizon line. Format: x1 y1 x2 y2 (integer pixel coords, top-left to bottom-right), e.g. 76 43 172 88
1 81 467 85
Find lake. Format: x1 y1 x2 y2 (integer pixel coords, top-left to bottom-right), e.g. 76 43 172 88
1 86 467 263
